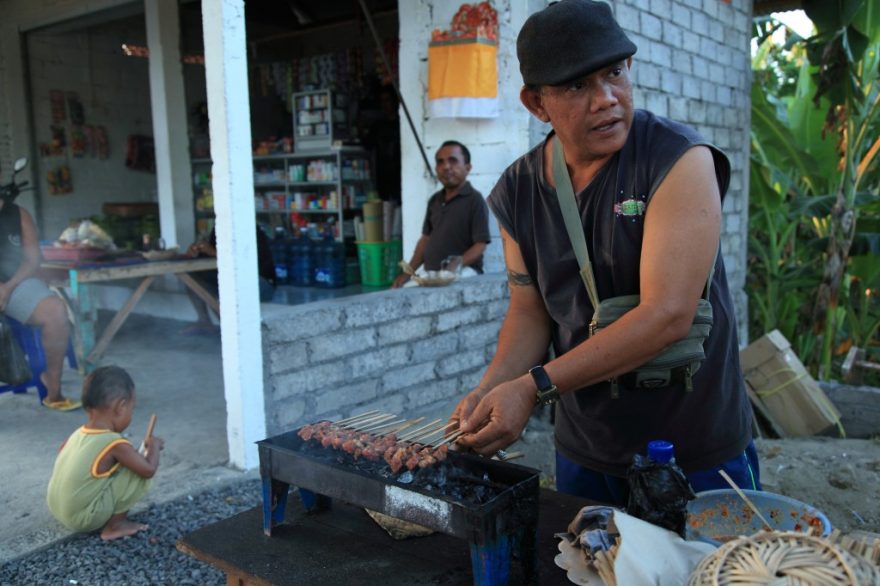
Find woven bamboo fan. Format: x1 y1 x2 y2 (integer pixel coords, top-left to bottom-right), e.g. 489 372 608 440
687 530 880 586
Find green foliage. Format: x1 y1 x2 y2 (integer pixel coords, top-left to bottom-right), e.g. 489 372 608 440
749 6 880 380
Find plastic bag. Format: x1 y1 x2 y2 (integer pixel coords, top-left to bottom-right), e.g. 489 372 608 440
626 454 695 538
0 317 32 385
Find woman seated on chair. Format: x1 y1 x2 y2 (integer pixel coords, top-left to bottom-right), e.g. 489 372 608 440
0 163 78 411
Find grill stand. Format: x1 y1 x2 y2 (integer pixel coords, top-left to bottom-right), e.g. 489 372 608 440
258 434 539 586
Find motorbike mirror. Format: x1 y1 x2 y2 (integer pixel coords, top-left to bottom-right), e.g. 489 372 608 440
13 157 28 173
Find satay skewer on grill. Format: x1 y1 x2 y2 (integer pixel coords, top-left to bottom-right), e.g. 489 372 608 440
405 422 452 443
397 419 443 442
412 420 459 442
339 412 395 429
297 415 455 473
354 414 401 432
434 429 465 448
334 410 381 425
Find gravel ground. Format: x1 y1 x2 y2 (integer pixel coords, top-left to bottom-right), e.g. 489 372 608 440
0 477 262 586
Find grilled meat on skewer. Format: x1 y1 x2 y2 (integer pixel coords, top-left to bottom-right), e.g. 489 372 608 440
299 419 452 472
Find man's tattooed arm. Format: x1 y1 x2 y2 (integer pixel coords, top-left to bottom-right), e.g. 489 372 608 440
507 270 533 287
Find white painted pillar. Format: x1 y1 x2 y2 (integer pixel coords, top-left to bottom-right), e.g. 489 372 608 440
201 0 266 469
145 0 195 248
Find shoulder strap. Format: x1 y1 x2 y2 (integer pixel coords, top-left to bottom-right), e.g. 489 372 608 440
551 136 716 304
551 136 600 308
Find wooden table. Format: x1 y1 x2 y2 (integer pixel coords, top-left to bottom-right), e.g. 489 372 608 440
41 257 218 371
177 488 591 586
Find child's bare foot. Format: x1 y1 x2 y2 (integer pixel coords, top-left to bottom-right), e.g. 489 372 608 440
100 515 148 541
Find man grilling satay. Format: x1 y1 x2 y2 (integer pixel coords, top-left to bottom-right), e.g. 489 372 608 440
451 0 760 507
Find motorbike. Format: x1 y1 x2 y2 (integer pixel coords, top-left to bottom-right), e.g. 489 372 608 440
0 157 30 204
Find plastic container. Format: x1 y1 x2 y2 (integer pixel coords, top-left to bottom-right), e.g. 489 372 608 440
356 240 402 287
312 237 346 288
270 239 290 285
288 237 314 287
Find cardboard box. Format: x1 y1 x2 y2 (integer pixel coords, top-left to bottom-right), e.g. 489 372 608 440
740 330 841 437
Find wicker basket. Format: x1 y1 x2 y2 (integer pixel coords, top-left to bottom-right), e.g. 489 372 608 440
687 530 880 586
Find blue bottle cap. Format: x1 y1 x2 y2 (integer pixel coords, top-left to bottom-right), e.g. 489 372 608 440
647 440 674 463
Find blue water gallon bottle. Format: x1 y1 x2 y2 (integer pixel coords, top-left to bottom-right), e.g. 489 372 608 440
313 236 346 288
290 236 313 287
271 239 289 285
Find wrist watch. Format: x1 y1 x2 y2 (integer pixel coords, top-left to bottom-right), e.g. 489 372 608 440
529 365 559 406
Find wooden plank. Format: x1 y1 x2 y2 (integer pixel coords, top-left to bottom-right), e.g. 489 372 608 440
70 258 217 283
177 272 220 313
86 276 155 363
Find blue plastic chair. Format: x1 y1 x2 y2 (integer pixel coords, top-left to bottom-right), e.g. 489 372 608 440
0 317 77 401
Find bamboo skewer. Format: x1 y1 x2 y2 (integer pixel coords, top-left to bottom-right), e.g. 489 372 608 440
358 418 410 433
417 425 450 441
353 414 399 432
387 417 424 435
340 412 392 428
719 469 773 530
139 414 157 456
397 419 442 442
335 410 380 425
406 421 451 443
433 429 465 447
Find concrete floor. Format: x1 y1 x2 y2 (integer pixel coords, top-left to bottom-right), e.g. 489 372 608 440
0 312 248 564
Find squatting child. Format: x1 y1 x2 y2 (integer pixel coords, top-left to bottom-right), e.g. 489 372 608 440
46 365 163 540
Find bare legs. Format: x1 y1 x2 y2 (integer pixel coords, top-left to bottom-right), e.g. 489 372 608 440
100 512 148 541
28 296 70 403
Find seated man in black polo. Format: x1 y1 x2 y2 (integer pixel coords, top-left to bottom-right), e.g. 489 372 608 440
392 140 490 288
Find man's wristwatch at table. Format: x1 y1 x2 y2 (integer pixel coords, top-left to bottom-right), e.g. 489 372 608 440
529 365 559 406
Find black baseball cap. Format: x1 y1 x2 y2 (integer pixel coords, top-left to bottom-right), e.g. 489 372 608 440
517 0 637 86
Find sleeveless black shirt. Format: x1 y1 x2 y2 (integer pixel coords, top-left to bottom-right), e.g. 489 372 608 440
488 110 752 476
0 203 23 282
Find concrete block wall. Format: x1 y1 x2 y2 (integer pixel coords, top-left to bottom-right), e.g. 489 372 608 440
260 275 509 435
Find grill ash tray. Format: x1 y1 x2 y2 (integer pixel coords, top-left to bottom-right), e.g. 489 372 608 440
258 429 541 584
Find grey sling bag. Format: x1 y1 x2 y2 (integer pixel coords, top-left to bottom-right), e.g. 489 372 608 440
551 136 714 398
